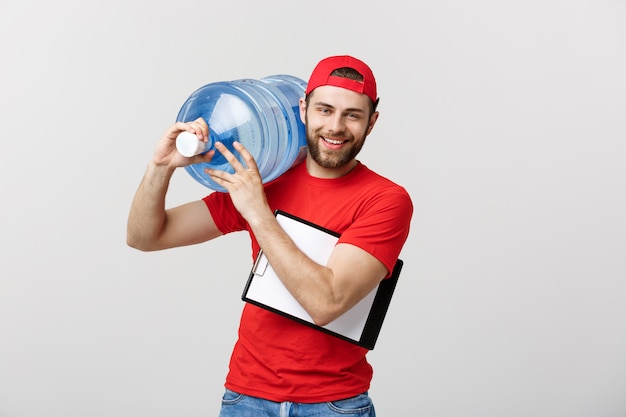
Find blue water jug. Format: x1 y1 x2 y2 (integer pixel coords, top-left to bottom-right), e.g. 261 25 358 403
175 74 308 192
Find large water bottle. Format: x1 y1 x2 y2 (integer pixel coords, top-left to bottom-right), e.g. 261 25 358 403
175 74 308 192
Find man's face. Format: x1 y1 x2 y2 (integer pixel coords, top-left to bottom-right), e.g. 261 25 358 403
300 85 378 172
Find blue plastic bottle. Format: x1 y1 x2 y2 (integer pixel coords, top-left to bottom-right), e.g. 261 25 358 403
175 74 308 192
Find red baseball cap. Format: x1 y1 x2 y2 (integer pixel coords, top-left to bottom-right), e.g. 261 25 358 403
305 55 378 104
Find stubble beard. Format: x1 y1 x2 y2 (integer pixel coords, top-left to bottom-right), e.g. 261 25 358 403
304 115 367 169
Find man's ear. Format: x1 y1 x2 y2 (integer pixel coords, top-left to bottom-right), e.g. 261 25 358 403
367 111 379 134
299 97 307 124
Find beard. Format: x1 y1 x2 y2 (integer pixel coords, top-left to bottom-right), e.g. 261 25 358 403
304 115 368 169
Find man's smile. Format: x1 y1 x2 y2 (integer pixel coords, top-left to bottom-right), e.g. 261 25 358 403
321 136 348 146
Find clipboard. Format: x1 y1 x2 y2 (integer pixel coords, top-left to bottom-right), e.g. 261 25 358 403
241 210 403 350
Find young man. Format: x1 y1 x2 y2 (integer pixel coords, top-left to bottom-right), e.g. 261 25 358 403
127 55 413 416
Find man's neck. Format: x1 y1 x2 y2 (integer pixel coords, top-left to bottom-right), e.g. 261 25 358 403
305 157 358 179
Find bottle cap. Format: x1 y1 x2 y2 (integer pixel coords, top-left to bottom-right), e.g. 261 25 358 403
176 131 206 157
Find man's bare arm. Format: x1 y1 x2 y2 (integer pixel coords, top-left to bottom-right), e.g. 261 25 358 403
127 119 222 251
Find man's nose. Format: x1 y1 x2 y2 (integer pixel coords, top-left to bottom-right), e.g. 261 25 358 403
327 114 345 134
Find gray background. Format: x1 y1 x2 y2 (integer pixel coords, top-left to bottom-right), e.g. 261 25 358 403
1 0 625 416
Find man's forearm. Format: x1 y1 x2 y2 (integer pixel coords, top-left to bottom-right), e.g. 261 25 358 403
126 162 176 250
248 213 339 325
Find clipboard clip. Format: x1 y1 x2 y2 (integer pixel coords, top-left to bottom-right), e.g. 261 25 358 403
251 249 269 277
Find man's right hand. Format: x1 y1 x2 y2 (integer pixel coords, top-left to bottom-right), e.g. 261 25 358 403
152 117 215 168
127 117 223 252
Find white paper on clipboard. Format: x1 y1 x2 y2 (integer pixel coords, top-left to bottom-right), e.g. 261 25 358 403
242 210 399 348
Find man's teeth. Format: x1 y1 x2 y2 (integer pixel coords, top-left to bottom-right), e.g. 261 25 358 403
323 137 345 145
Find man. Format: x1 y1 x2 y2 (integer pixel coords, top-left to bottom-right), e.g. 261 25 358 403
127 55 413 416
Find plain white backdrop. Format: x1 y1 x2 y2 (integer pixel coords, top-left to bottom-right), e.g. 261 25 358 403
1 1 625 416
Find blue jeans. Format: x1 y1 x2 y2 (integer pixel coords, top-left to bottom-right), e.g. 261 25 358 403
218 389 376 417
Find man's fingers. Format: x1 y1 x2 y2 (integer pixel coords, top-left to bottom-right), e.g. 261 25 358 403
172 118 209 142
206 169 233 185
232 141 259 172
214 142 248 171
206 142 263 191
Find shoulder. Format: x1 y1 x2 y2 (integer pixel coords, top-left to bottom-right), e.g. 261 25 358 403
354 163 413 207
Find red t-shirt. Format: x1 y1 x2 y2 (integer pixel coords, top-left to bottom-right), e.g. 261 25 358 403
203 160 413 402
